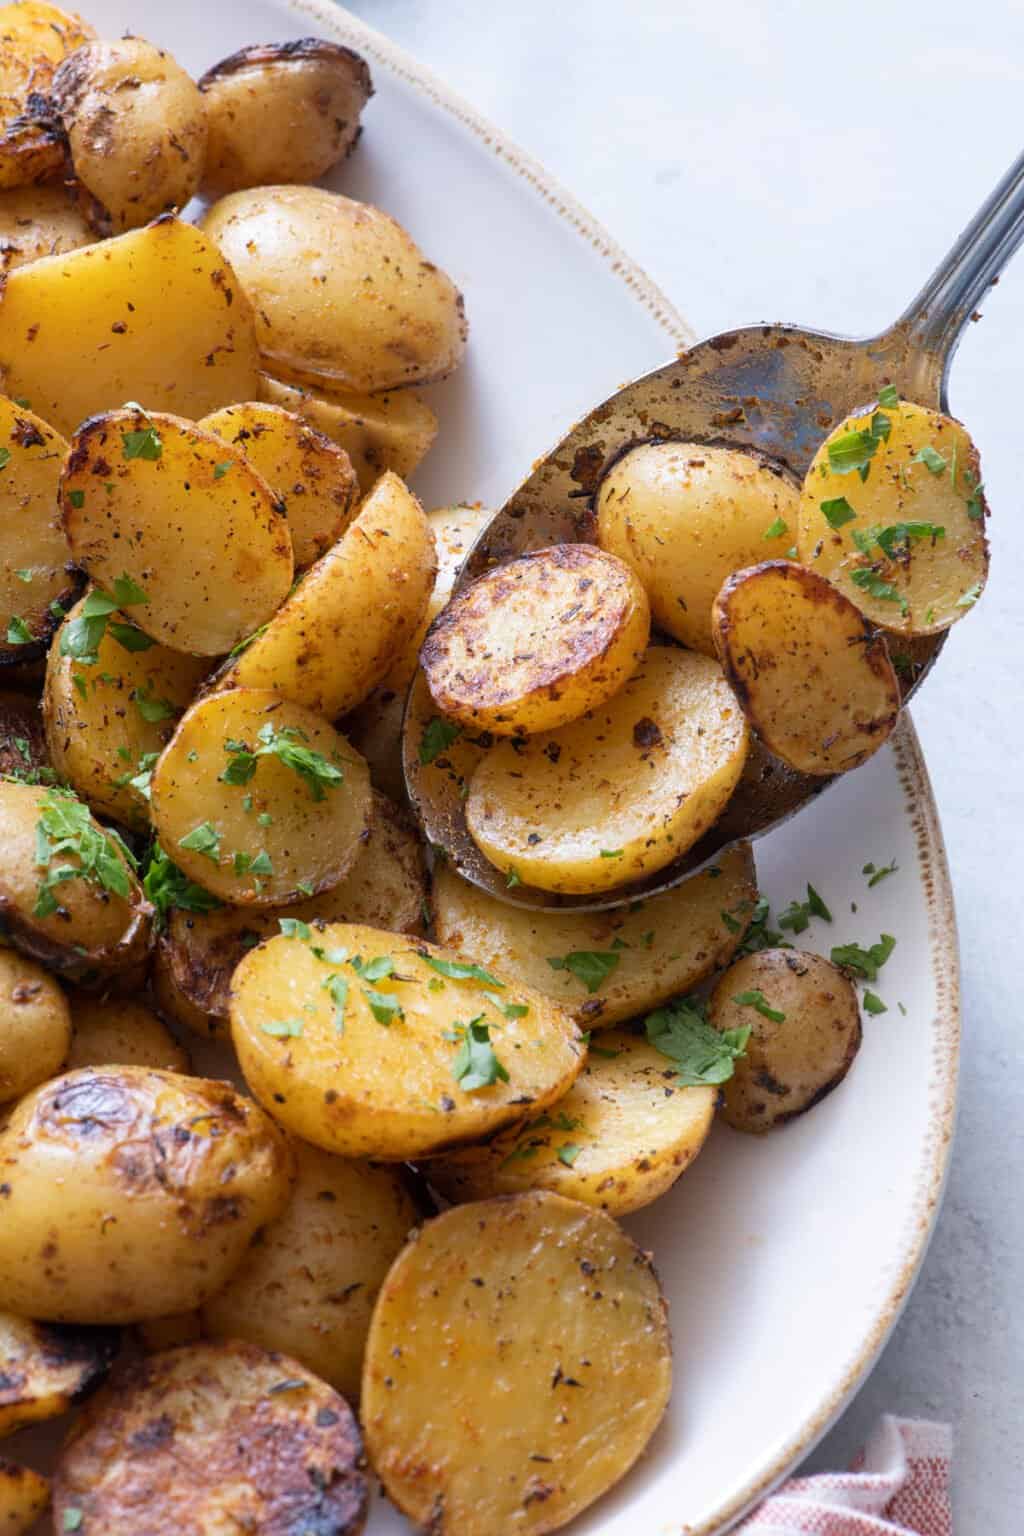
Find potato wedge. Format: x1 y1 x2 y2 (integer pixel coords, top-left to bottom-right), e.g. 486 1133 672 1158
713 559 901 776
203 187 467 392
0 1460 48 1535
466 644 749 894
709 948 862 1132
0 1311 117 1437
0 3 94 65
0 687 49 781
422 544 650 736
200 40 372 194
363 1191 671 1534
0 218 262 438
0 46 62 190
200 401 358 567
0 398 80 666
0 1066 294 1322
54 1341 368 1536
798 395 988 635
216 471 436 718
203 1141 420 1400
231 921 584 1160
432 842 757 1029
0 945 69 1102
44 598 209 829
151 688 371 907
0 183 92 271
596 440 800 655
260 372 438 493
66 993 190 1073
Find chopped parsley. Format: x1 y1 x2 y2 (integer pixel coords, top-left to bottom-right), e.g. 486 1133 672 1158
142 842 221 926
557 1143 582 1167
877 385 900 408
863 990 888 1015
778 882 832 933
178 821 221 863
956 581 983 609
323 974 349 1034
6 615 33 645
419 716 461 764
33 787 132 917
213 460 234 480
505 868 522 888
352 954 396 982
133 687 175 723
451 1016 509 1091
108 620 155 652
63 1513 84 1533
0 447 10 471
278 918 312 940
763 515 789 540
820 496 857 530
363 985 403 1024
122 421 163 461
261 1018 304 1038
732 988 786 1023
826 411 890 479
425 955 504 988
830 932 896 981
483 989 528 1019
850 568 908 613
735 895 786 954
546 949 620 994
910 444 946 475
645 996 749 1087
862 859 898 887
599 848 624 859
60 584 150 665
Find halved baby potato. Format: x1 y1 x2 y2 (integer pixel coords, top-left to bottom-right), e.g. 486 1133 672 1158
362 1191 672 1536
422 544 651 736
0 3 94 66
65 993 190 1073
596 440 800 655
798 395 988 635
0 183 93 272
230 921 584 1160
0 1310 117 1437
0 945 70 1103
0 397 80 666
150 688 372 906
259 372 438 492
713 559 901 776
0 1460 48 1535
466 644 749 894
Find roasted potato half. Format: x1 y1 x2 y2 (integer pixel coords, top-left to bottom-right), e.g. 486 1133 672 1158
203 1141 420 1400
0 1066 294 1322
466 644 749 893
798 395 988 635
65 993 190 1073
0 1311 117 1437
200 39 372 194
710 948 862 1132
260 372 438 493
230 921 584 1160
203 187 467 392
200 401 359 568
0 46 63 190
54 1341 368 1536
0 183 92 271
0 945 69 1102
0 397 80 666
596 440 800 655
0 1460 48 1535
713 560 901 776
151 688 372 907
0 687 50 781
0 3 94 65
0 218 261 438
363 1191 671 1535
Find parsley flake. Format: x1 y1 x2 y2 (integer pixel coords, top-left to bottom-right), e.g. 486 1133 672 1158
142 843 221 926
33 787 132 917
425 955 504 988
850 568 908 613
6 615 33 645
557 1143 582 1167
877 385 900 408
132 687 175 723
261 1018 304 1038
820 496 857 530
451 1016 509 1091
863 990 888 1015
732 988 786 1023
213 460 234 479
830 933 896 981
911 444 947 475
763 515 788 540
122 422 163 461
363 986 403 1025
483 989 528 1019
419 716 461 764
863 859 898 888
645 997 749 1086
179 821 221 863
323 973 349 1034
546 949 620 993
278 918 312 940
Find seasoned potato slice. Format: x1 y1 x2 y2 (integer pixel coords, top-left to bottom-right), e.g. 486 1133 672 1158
0 183 92 271
0 219 261 438
0 687 49 781
0 398 80 666
597 441 799 655
260 372 438 493
798 395 988 635
231 922 584 1160
713 559 901 776
422 545 650 736
66 994 190 1073
363 1191 671 1534
200 40 372 194
0 1460 48 1535
0 46 63 189
466 645 749 894
54 1341 368 1536
203 187 467 392
151 688 371 907
0 1066 294 1322
433 842 757 1029
203 1141 420 1400
0 3 94 65
0 1311 117 1437
710 948 862 1132
217 471 436 718
44 599 209 828
0 780 152 982
200 401 358 567
0 946 69 1102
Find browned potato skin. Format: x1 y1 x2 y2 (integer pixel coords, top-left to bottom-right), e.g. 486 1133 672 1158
200 39 372 195
0 182 92 271
0 1310 118 1437
54 1341 368 1536
66 993 191 1073
0 946 69 1101
0 687 50 780
710 948 862 1132
0 47 63 190
259 372 438 493
0 4 95 65
0 1459 49 1534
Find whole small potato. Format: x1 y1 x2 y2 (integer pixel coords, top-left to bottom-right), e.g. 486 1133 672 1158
0 1066 294 1322
65 994 190 1073
52 37 207 233
0 182 93 271
0 948 70 1103
709 948 862 1132
200 39 372 195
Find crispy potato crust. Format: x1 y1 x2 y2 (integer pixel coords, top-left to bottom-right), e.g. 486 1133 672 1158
0 1310 118 1437
0 45 64 190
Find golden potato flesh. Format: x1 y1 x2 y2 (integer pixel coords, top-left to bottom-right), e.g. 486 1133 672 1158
466 645 749 894
54 1341 368 1536
230 922 584 1161
260 371 438 493
52 38 207 234
202 1141 419 1401
0 1066 294 1322
798 395 988 635
65 994 190 1073
422 544 651 736
203 187 467 392
0 46 63 190
199 40 372 195
0 1460 48 1535
151 689 371 907
0 183 92 271
363 1191 672 1535
0 219 262 438
44 598 209 829
0 946 69 1102
709 948 862 1132
432 842 757 1029
0 1310 116 1437
200 401 358 568
596 440 800 655
217 470 437 718
713 559 901 776
0 3 94 65
0 398 79 666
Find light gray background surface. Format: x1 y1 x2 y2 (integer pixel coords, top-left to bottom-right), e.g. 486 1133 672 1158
342 2 1021 1526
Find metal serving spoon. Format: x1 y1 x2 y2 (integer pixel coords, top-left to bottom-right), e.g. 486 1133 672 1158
404 147 1024 912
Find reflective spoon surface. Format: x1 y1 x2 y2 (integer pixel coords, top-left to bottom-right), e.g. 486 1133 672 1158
404 148 1024 912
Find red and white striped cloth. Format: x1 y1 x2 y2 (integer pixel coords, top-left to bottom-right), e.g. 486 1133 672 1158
737 1417 953 1536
